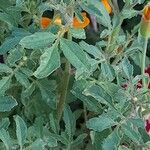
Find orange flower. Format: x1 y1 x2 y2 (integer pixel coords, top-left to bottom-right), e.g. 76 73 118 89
140 5 150 38
101 0 112 14
40 16 61 29
143 5 150 21
40 17 51 29
73 12 90 29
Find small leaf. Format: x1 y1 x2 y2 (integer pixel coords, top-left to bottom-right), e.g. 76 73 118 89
19 32 56 49
63 105 76 138
30 139 45 150
121 57 133 79
14 115 27 149
79 41 103 59
0 77 11 96
15 71 30 88
0 118 10 130
60 38 91 72
0 96 17 112
0 129 11 150
33 45 60 78
86 114 117 132
102 130 121 150
0 64 12 73
101 62 115 81
69 28 86 39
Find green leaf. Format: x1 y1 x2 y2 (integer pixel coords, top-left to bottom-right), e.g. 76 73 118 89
0 76 11 95
102 130 121 150
60 38 91 73
0 118 10 130
0 64 12 74
15 71 30 88
6 48 24 66
121 123 142 144
118 146 132 150
14 115 27 149
0 12 15 27
30 139 45 150
71 80 102 113
69 28 86 39
49 113 58 134
72 133 87 148
121 57 133 79
122 9 138 19
19 32 56 49
43 136 57 147
79 41 104 59
63 105 76 138
83 84 112 106
0 37 24 55
101 62 115 81
0 96 17 112
21 83 35 100
0 129 11 150
33 45 60 78
86 113 117 132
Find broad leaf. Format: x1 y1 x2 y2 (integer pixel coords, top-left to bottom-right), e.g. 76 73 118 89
14 115 27 149
33 45 60 78
0 96 17 112
19 32 56 49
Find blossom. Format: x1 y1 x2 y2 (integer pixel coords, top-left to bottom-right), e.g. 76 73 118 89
140 4 150 38
72 12 90 29
101 0 112 14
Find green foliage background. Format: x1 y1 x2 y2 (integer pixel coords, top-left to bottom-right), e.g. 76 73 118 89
0 0 150 149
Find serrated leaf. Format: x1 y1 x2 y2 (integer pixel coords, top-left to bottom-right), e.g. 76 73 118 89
19 32 56 49
102 130 120 150
0 96 17 112
14 115 27 149
15 71 30 88
33 45 60 78
0 129 11 150
69 28 86 39
0 64 12 73
63 105 76 138
60 38 91 73
121 57 133 79
86 113 117 132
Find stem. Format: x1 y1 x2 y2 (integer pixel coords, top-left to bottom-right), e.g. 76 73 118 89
56 60 70 123
56 31 72 124
141 38 148 88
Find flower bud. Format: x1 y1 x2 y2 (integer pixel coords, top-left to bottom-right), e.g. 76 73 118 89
140 5 150 38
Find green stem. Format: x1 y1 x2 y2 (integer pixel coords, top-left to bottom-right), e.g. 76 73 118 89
141 38 148 88
56 60 70 123
56 32 71 124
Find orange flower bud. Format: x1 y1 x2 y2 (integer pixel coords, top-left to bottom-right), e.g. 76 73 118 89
73 12 90 29
101 0 112 14
140 5 150 38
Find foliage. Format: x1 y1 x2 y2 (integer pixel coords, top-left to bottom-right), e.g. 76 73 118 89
0 0 150 149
